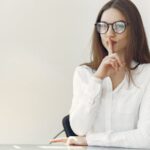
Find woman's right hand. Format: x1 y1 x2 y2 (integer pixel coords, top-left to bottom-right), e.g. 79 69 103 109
94 39 125 79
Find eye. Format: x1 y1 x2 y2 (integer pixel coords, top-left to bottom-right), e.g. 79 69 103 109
99 22 107 28
116 22 125 28
113 21 126 33
97 22 108 33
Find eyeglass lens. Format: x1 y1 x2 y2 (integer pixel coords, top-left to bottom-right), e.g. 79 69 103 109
96 21 126 34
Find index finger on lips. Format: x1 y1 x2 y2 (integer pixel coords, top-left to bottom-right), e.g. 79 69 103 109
108 38 113 55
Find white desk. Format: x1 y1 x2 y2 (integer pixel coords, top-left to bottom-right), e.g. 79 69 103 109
0 145 149 150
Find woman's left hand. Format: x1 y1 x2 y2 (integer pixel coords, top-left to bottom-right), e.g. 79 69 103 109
49 136 88 146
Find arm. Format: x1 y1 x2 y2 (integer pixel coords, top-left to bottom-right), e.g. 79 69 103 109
86 80 150 149
69 46 125 136
69 66 103 136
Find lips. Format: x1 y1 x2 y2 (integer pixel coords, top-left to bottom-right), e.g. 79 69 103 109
111 39 117 44
107 39 117 46
106 40 117 53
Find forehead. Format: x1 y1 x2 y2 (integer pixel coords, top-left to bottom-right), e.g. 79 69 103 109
101 8 126 22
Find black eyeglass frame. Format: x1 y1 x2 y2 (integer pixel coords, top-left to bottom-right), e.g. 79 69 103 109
95 20 129 34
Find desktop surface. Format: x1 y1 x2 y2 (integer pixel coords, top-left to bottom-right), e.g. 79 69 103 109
0 144 149 150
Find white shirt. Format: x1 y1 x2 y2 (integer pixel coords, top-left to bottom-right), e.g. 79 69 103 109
69 62 150 148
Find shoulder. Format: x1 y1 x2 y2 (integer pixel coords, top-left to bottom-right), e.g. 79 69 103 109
73 65 96 82
137 63 150 74
133 63 150 83
74 65 95 75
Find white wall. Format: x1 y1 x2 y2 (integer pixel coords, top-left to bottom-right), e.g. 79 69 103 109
0 0 149 144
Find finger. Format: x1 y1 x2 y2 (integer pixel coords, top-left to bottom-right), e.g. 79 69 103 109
109 53 124 68
66 136 79 146
108 38 113 55
106 57 118 70
113 54 124 67
109 60 118 71
49 137 67 143
112 60 119 71
66 137 75 146
105 59 117 71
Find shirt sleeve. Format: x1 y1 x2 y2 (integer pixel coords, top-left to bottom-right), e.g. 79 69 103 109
86 79 150 149
69 65 103 136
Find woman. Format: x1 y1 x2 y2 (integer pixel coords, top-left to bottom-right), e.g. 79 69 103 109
50 0 150 148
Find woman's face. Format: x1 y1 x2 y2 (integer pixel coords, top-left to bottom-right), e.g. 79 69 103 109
100 8 129 56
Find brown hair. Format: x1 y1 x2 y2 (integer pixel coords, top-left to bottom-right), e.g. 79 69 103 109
82 0 150 82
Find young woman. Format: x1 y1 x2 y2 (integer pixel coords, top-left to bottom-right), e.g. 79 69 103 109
50 0 150 148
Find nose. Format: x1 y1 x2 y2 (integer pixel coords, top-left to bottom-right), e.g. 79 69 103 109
106 25 115 37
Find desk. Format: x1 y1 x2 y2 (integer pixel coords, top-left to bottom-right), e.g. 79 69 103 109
0 145 149 150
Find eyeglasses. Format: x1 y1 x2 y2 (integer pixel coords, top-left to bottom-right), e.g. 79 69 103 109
95 20 129 34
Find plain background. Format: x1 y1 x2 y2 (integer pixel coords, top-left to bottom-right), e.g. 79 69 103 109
0 0 149 144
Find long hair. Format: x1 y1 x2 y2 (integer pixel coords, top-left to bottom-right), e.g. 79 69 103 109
82 0 150 83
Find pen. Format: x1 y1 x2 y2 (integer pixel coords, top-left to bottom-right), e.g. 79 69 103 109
49 129 64 144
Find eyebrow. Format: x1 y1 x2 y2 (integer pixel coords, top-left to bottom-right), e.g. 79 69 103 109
100 20 127 23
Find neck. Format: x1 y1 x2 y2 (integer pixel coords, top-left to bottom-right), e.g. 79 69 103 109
116 51 125 61
110 67 126 90
110 66 126 79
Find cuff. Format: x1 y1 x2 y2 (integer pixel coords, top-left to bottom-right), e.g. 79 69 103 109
86 131 112 146
91 75 103 83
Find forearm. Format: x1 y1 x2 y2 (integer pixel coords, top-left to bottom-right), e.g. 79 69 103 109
70 76 103 136
70 95 101 136
86 128 150 148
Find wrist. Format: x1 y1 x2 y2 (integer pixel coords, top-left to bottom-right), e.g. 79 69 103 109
93 72 105 80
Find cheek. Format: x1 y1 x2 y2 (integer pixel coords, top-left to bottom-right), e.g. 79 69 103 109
118 30 128 42
101 36 107 48
118 34 128 47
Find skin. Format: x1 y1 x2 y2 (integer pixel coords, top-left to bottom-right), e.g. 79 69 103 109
94 8 128 90
49 136 87 146
101 8 129 58
49 8 129 146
